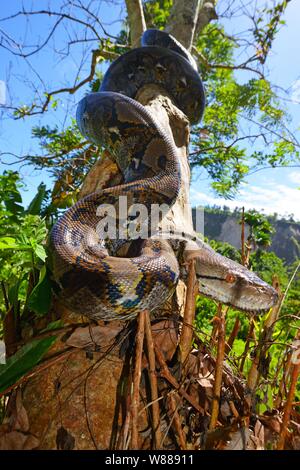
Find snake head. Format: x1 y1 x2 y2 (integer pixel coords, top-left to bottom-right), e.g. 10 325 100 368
184 244 278 313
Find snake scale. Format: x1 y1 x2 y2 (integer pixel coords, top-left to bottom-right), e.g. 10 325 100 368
51 29 278 320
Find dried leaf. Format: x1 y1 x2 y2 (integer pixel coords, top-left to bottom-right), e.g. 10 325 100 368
197 376 214 388
248 420 265 450
56 426 75 450
224 427 250 450
260 412 282 433
0 430 39 450
65 324 123 350
151 320 178 362
9 390 29 432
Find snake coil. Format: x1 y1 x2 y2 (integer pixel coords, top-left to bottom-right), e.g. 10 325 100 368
51 29 278 319
51 30 205 320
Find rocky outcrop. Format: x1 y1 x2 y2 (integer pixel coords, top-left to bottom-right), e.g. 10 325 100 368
192 208 300 264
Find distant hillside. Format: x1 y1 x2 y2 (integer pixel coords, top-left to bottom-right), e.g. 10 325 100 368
192 207 300 264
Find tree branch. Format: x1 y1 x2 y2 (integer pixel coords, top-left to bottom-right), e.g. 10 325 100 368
192 46 265 79
4 48 119 118
195 1 218 36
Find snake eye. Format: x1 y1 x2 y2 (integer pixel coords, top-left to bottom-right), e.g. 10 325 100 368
225 273 236 284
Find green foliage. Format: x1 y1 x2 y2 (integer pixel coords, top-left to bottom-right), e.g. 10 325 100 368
144 0 173 29
253 0 289 64
0 171 53 323
27 266 52 316
191 19 299 197
196 235 298 339
0 171 24 222
250 250 288 286
16 1 298 202
31 123 83 156
30 121 99 208
196 233 300 416
26 183 47 216
208 239 241 262
244 209 274 248
0 336 57 393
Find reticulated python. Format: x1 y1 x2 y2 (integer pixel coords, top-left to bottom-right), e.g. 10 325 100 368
51 30 278 320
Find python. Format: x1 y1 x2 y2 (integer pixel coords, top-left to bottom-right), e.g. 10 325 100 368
50 29 278 320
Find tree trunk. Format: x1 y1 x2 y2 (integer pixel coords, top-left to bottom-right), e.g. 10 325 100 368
125 0 146 47
20 83 193 449
20 2 219 450
165 0 202 49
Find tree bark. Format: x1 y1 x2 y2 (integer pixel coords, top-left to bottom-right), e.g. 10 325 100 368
125 0 146 47
195 1 218 37
166 0 218 49
165 0 202 50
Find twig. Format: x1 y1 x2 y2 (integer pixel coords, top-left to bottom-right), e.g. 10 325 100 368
144 310 161 449
277 261 300 318
274 348 293 409
239 319 255 372
167 394 186 449
117 393 132 450
192 46 265 79
225 317 240 355
131 311 146 449
154 344 203 415
209 304 227 430
180 259 198 365
277 360 300 449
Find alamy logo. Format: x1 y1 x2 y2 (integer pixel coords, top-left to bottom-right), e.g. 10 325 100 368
93 196 204 241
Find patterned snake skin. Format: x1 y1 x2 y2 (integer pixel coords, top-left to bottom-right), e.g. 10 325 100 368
51 29 278 320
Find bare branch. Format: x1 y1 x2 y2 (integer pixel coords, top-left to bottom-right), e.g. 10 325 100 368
240 114 300 148
192 46 265 79
2 47 120 118
0 7 118 43
0 16 64 58
248 164 300 176
189 133 269 156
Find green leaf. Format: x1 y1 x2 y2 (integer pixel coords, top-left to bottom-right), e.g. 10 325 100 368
0 237 17 249
8 280 21 307
0 336 57 393
5 199 24 216
40 320 64 333
0 237 29 251
34 244 47 262
26 183 47 215
28 266 52 315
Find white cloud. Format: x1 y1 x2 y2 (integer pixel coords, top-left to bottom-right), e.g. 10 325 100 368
190 181 300 220
288 171 300 185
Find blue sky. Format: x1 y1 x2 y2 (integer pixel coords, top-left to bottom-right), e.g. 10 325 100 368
0 0 300 220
